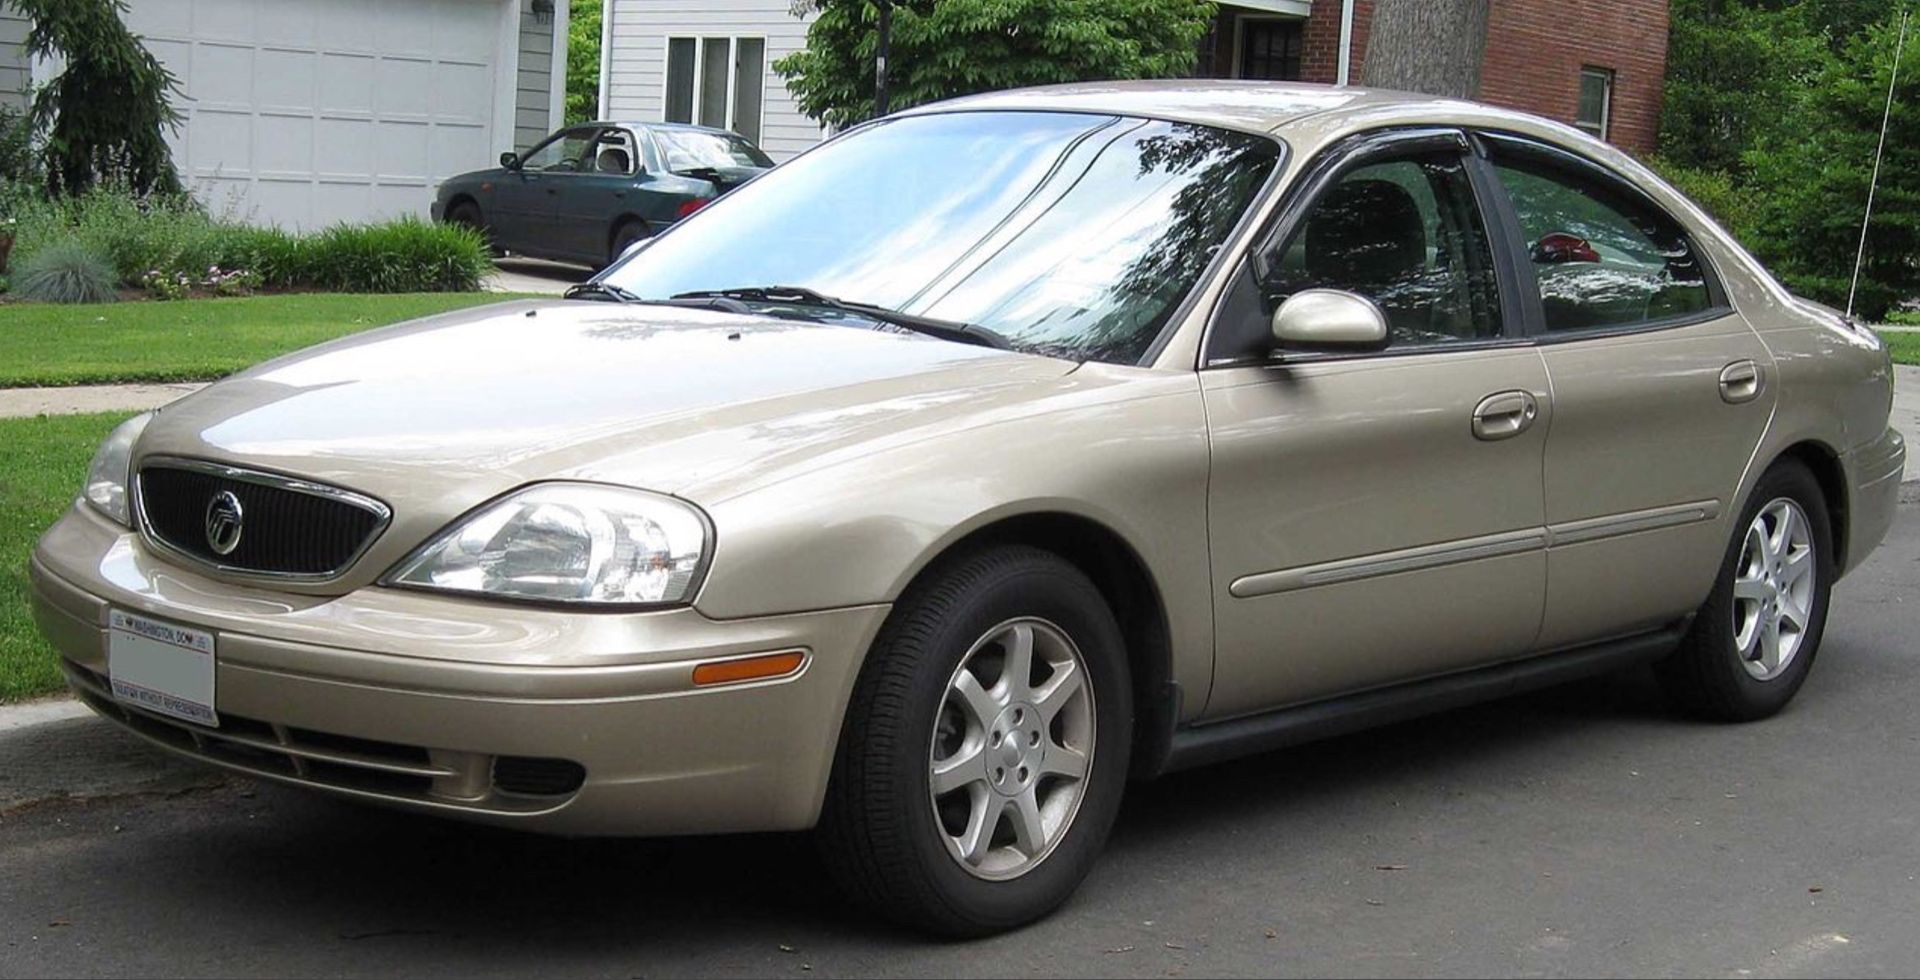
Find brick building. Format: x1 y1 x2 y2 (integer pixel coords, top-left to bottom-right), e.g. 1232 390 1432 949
1197 0 1669 155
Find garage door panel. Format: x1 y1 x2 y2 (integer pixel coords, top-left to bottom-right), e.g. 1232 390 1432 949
257 114 315 173
315 183 373 228
318 54 377 114
257 5 321 45
198 0 257 40
192 43 255 105
433 125 492 177
189 110 251 170
140 0 508 230
376 122 432 181
376 59 435 118
316 118 374 175
256 50 316 108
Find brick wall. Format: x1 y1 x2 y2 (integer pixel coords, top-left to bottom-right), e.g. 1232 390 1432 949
1198 1 1668 156
1301 0 1372 85
1477 0 1669 155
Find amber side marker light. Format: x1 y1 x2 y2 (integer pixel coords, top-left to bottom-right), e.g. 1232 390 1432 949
692 650 807 687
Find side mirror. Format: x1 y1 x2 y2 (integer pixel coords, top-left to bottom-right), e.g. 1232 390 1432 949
1272 289 1389 352
1531 231 1600 264
500 151 521 170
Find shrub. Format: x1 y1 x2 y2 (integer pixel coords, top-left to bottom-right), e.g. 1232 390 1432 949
13 240 118 303
302 219 491 293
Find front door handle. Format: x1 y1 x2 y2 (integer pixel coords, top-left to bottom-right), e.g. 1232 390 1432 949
1472 390 1539 441
1719 360 1762 404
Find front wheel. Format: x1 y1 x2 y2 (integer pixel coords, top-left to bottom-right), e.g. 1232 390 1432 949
1656 460 1834 721
446 201 501 257
818 545 1133 937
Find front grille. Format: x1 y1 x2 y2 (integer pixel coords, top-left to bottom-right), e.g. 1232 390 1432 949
136 460 388 579
66 664 584 813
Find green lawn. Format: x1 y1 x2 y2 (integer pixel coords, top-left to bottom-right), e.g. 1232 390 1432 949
0 293 532 387
1 412 134 701
1881 329 1920 367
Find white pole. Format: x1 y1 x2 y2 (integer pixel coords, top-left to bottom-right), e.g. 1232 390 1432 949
1848 10 1909 319
1336 0 1357 86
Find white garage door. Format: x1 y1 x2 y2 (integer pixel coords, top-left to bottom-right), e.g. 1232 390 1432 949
127 0 507 229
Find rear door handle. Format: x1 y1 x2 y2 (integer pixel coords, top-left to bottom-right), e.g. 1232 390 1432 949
1472 390 1539 441
1719 360 1762 404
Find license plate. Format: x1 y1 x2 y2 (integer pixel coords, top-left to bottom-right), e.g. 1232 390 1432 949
108 610 218 727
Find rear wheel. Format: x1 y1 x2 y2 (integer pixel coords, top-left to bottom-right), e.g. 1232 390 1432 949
818 545 1132 937
1656 460 1833 721
446 201 500 257
607 219 649 268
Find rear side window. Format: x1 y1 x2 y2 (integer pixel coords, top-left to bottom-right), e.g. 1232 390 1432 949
1490 153 1713 331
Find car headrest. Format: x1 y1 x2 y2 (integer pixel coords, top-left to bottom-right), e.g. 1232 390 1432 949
597 148 632 174
1304 178 1428 289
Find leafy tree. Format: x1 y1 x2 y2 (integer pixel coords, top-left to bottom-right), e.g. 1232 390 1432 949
11 0 182 197
1743 15 1918 319
1659 0 1830 175
776 0 1217 130
566 0 604 124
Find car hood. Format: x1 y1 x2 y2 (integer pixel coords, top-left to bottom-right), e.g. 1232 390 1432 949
135 299 1075 544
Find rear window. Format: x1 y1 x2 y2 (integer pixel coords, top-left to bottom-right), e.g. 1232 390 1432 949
655 130 774 171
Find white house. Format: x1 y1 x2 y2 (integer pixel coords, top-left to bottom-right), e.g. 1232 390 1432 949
599 0 824 161
0 0 570 229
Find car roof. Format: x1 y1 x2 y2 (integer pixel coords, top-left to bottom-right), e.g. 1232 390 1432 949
582 120 746 138
901 79 1531 137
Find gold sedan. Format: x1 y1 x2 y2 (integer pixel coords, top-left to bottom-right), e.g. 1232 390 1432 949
31 82 1904 936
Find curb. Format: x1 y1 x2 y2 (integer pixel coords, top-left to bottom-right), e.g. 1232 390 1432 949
0 695 89 732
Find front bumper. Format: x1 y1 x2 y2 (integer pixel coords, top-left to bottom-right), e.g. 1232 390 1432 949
30 504 887 836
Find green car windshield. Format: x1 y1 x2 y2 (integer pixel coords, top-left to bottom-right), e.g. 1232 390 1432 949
604 111 1283 365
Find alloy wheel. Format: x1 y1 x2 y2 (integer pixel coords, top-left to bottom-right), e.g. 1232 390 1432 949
927 618 1096 881
1732 497 1817 681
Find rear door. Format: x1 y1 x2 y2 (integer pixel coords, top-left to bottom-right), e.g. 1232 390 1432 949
552 128 644 262
1476 133 1776 650
1199 130 1552 719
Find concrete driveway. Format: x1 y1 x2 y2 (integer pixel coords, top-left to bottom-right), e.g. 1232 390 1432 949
2 492 1917 978
485 257 589 296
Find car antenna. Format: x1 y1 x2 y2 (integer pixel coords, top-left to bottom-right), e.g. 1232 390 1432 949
1847 7 1911 320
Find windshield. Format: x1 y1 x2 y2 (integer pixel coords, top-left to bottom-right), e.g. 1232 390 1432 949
655 129 775 171
605 111 1283 364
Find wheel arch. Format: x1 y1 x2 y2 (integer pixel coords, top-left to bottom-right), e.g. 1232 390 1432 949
1771 439 1850 571
608 214 651 252
894 510 1180 780
444 192 481 218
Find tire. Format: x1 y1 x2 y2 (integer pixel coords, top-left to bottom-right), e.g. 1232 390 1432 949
818 545 1133 937
446 201 501 257
1656 459 1834 721
606 219 648 268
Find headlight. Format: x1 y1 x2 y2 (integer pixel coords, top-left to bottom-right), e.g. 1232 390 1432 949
385 484 711 606
84 412 152 526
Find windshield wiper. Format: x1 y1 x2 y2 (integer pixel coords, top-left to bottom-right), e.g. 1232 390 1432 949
564 281 643 303
671 285 1014 350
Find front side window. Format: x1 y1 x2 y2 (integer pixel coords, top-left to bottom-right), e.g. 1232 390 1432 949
605 111 1282 364
663 36 768 143
1263 153 1503 348
1492 150 1711 331
522 128 601 172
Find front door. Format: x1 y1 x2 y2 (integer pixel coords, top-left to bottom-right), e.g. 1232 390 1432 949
496 126 603 257
1200 136 1550 720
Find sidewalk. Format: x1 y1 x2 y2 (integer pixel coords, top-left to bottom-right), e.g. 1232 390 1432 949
0 382 205 419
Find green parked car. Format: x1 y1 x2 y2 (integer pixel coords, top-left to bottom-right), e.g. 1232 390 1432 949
432 121 774 268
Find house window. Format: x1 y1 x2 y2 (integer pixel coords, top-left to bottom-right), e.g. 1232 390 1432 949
1576 67 1614 140
1237 18 1304 80
663 36 767 143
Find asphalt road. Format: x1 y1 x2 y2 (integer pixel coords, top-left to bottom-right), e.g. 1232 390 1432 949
3 493 1916 979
